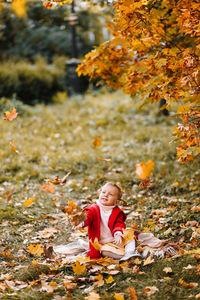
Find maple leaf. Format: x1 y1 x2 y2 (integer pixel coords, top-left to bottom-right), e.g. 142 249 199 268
9 141 20 154
105 276 114 284
41 183 55 193
143 256 154 266
72 260 86 275
135 160 154 180
3 107 18 121
122 228 135 243
27 244 44 256
93 137 102 148
90 238 102 251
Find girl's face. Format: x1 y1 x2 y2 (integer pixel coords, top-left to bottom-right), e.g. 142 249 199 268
99 184 120 206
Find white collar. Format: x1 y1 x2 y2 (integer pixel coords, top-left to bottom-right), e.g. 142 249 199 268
96 199 116 212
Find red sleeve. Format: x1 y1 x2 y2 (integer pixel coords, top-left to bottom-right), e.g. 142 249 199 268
83 207 94 227
112 212 126 236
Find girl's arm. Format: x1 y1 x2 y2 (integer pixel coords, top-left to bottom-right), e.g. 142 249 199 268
112 212 126 236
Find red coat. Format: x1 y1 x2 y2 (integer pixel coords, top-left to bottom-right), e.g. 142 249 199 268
83 204 126 259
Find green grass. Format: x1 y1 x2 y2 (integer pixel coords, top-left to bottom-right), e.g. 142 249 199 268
0 89 200 299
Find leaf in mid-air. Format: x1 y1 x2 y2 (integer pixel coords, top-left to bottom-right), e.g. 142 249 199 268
135 159 154 180
9 141 20 154
93 137 102 148
3 107 18 121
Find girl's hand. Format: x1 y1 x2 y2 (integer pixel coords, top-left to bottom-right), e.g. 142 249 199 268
114 232 122 245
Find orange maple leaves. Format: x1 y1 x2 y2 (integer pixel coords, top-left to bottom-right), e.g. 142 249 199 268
76 0 200 163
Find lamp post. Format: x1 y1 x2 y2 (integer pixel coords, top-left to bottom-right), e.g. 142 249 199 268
66 0 89 96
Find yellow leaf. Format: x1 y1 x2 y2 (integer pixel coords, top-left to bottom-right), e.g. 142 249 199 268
177 104 192 114
28 244 43 256
123 228 135 243
143 256 154 266
23 198 33 207
72 260 86 276
93 137 102 148
90 238 102 251
114 293 124 300
12 0 27 17
105 276 114 284
135 160 154 180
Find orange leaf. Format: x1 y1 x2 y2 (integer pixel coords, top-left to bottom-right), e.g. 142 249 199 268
3 107 18 121
135 159 154 180
9 141 20 154
114 293 124 300
93 137 102 148
11 0 27 17
62 200 77 214
41 183 55 193
129 287 138 300
23 198 33 207
72 260 86 276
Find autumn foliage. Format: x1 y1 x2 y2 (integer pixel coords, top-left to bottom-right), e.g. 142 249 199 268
75 0 200 163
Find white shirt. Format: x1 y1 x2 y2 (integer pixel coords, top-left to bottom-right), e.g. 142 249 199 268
96 200 116 244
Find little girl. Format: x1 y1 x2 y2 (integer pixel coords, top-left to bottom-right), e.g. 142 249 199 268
77 182 140 261
54 182 177 260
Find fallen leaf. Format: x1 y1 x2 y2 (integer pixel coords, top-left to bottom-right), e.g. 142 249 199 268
135 159 154 180
93 274 104 287
144 286 158 297
90 238 102 251
143 256 154 266
27 244 43 256
63 281 77 290
105 276 114 284
129 286 137 299
123 228 135 243
3 107 18 121
72 260 86 276
23 198 33 207
163 267 172 274
41 183 55 193
114 293 124 300
85 291 100 300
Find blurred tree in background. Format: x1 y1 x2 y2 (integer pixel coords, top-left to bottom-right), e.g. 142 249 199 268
0 0 108 62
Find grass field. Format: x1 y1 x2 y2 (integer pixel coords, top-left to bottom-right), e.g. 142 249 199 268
0 89 200 299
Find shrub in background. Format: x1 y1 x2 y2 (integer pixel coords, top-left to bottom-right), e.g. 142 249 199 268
0 57 66 104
